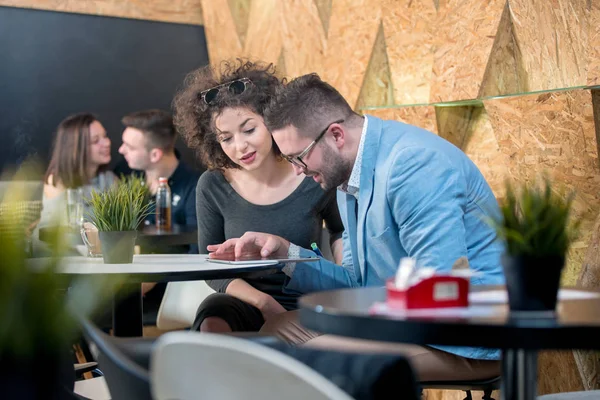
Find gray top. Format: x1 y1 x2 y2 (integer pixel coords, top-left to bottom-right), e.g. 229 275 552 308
196 170 344 310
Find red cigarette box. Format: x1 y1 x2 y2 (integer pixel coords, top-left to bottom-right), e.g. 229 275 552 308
386 275 469 309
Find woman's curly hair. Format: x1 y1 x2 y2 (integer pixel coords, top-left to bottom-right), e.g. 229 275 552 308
173 59 284 170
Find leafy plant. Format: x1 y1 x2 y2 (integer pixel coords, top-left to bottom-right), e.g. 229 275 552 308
86 174 153 232
489 177 580 258
0 167 124 361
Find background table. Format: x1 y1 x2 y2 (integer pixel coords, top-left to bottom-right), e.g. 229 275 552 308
137 224 197 248
299 286 600 400
39 224 198 248
29 254 280 337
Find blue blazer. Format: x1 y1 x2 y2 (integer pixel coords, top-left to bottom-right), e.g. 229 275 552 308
287 116 505 360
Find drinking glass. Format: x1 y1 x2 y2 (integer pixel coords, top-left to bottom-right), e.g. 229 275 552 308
66 188 83 228
80 222 102 257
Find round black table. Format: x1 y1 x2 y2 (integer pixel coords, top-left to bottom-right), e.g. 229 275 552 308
299 286 600 400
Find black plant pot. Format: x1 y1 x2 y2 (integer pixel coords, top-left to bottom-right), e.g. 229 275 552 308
501 254 564 312
99 230 137 264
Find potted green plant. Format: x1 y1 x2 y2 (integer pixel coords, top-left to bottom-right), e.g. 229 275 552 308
86 175 152 264
490 177 580 312
0 174 123 399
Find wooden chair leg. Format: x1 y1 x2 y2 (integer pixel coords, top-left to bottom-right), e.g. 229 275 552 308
73 344 93 380
482 389 495 400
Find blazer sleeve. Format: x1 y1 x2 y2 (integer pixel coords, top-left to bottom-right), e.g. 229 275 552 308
283 194 359 294
387 147 469 275
282 246 361 294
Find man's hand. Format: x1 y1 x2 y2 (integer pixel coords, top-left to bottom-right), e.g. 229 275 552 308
207 231 290 260
256 293 287 321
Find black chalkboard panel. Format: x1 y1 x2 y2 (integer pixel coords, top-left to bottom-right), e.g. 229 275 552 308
0 6 209 176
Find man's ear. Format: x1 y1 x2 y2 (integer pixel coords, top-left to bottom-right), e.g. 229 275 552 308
330 124 346 149
149 148 163 163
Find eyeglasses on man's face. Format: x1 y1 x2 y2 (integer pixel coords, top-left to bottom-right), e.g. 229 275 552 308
281 119 344 169
200 78 252 105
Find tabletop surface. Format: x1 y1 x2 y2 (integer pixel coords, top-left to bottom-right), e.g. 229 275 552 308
28 254 280 281
298 286 600 350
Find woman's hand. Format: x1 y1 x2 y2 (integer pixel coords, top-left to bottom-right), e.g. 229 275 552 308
207 231 290 260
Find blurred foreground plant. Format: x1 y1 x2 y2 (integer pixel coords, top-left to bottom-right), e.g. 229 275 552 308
0 164 126 364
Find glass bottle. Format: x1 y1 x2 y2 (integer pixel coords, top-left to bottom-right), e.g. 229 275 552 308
155 177 172 231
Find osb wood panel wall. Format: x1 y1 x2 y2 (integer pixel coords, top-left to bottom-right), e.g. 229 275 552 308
2 0 600 397
199 0 600 285
0 0 204 24
198 0 600 284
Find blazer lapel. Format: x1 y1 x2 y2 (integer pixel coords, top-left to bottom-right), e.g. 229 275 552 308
344 194 362 284
356 116 383 284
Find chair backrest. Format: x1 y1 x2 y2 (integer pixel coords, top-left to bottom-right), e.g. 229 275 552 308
80 318 152 400
156 280 216 330
0 180 43 201
151 331 355 400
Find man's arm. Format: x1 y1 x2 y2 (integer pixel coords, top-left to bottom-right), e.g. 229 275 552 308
388 147 469 275
282 231 360 294
208 229 360 294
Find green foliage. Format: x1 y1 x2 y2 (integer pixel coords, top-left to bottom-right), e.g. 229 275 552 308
86 175 153 232
490 177 580 258
0 167 125 360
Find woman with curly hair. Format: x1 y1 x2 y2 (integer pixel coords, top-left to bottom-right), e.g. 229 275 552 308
173 60 343 334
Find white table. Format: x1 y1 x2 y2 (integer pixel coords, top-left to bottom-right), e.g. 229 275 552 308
29 254 280 279
30 254 281 336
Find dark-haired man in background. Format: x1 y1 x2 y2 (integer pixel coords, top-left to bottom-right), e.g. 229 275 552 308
118 109 200 323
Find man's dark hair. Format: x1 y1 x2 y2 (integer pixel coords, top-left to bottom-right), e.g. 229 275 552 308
264 73 359 138
173 59 283 170
122 109 176 152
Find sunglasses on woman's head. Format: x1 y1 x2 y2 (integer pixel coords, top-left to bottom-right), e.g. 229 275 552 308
200 78 252 105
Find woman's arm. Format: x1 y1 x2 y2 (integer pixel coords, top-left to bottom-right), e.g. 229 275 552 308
319 189 345 264
330 238 343 265
196 174 235 293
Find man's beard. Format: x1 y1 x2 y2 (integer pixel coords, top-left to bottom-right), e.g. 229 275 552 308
311 144 353 191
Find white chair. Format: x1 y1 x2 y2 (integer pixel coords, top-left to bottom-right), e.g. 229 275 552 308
74 376 112 400
150 331 354 400
156 280 215 330
538 391 600 399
